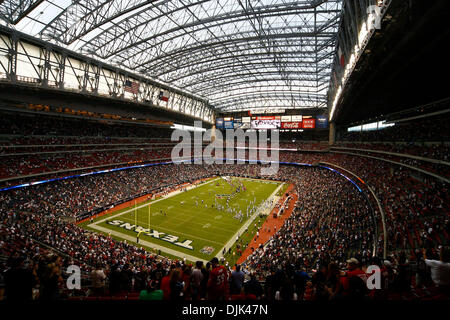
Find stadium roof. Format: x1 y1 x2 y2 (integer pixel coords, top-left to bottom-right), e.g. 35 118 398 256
0 0 343 113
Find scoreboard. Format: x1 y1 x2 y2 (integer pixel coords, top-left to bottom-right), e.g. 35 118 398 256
217 114 327 130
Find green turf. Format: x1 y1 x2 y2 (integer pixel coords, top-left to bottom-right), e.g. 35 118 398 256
81 177 283 262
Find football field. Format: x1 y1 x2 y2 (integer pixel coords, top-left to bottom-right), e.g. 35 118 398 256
82 176 284 262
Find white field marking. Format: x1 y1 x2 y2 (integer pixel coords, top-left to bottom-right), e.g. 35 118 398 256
88 177 282 261
214 215 223 220
89 177 220 227
153 208 237 231
121 202 237 232
89 224 207 263
108 215 224 246
167 206 174 210
203 223 211 229
216 182 285 260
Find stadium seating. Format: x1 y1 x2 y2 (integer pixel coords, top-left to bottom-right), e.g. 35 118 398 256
1 159 448 301
0 109 449 302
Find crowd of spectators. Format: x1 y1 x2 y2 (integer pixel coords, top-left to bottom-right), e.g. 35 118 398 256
243 167 375 276
329 146 450 180
1 143 448 183
0 111 174 138
1 161 448 301
325 154 449 254
0 148 176 181
0 164 211 218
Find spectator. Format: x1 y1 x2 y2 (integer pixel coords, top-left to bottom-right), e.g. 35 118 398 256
3 256 34 301
244 273 263 299
90 263 106 296
169 269 184 301
207 257 228 300
191 261 204 300
423 247 450 292
230 264 245 295
139 280 163 300
341 258 366 295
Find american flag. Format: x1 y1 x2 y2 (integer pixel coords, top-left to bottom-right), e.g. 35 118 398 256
124 80 140 94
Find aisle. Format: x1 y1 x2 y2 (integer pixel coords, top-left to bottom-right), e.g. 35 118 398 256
237 184 298 265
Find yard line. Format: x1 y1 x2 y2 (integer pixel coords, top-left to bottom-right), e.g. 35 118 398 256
146 205 239 230
149 212 237 232
92 177 220 225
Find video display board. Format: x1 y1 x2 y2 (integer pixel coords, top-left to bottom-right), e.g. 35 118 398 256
251 119 281 129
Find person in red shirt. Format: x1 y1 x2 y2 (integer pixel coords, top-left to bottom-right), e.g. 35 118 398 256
341 258 367 293
160 264 176 300
230 288 257 301
207 257 229 300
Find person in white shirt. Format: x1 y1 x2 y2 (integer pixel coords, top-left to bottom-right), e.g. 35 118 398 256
423 247 450 288
91 263 107 296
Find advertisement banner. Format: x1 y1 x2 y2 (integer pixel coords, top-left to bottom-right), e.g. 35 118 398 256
251 119 281 129
281 115 292 122
316 115 328 128
216 118 224 129
234 121 245 129
224 120 234 129
302 119 316 129
242 117 251 123
255 116 281 120
291 115 303 122
281 122 302 129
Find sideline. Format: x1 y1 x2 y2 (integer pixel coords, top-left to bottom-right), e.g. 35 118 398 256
237 184 297 265
217 182 285 260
